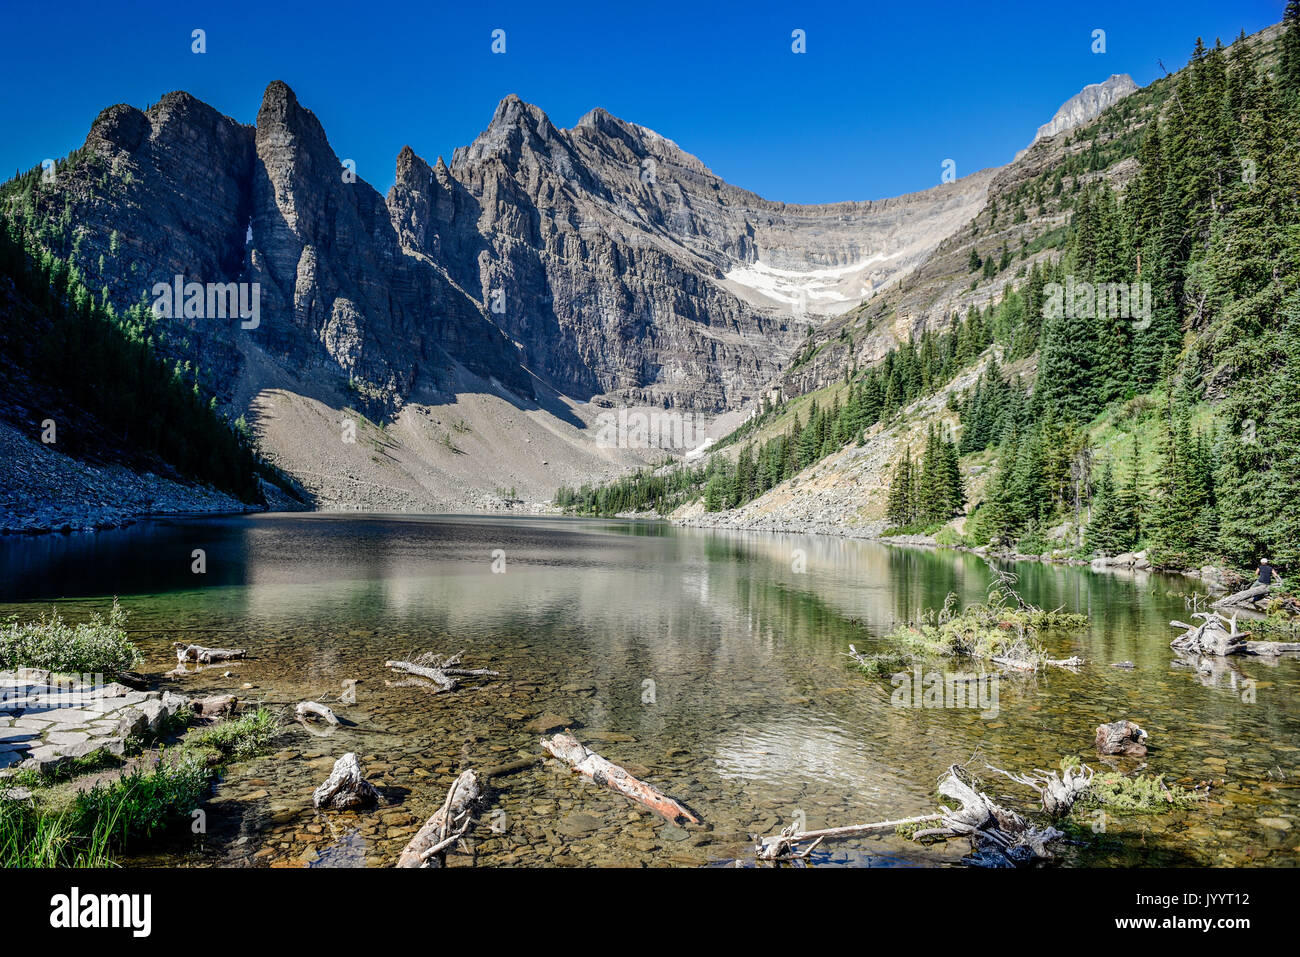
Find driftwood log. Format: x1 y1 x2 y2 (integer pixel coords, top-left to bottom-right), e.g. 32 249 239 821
541 732 699 825
757 763 1071 866
385 651 500 694
173 642 246 664
1095 719 1148 757
296 701 339 725
397 769 481 868
312 752 379 810
1212 582 1270 610
1170 611 1298 657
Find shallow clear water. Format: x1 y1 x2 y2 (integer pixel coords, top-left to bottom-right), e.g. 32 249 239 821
1 513 1297 867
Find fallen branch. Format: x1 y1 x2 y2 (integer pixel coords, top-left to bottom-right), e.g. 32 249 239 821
755 813 943 861
541 732 699 825
397 769 481 868
385 651 501 694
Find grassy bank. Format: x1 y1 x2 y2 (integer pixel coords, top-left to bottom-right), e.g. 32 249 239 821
0 707 281 867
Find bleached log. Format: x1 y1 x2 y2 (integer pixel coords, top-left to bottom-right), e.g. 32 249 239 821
541 732 699 825
396 769 481 868
173 642 245 663
312 752 379 809
296 701 339 725
1212 583 1270 609
385 651 501 694
385 659 457 692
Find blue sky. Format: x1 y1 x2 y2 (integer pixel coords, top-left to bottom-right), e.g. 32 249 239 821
0 0 1286 204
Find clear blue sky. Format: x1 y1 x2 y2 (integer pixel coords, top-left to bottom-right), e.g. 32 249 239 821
0 0 1286 204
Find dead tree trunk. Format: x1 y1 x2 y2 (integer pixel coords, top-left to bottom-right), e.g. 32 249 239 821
1212 582 1269 609
1095 719 1148 757
173 642 245 663
312 753 379 810
396 769 481 868
541 732 699 825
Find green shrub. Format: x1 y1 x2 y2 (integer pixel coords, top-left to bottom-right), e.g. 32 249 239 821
933 527 965 547
0 599 140 675
184 708 279 761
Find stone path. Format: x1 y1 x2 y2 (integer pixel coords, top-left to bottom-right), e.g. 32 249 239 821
0 669 188 775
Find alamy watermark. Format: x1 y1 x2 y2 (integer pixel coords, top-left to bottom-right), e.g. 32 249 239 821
1042 275 1152 330
151 275 260 329
890 666 999 718
594 408 708 451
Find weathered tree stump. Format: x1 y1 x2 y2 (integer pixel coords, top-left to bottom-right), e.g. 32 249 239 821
1095 719 1148 757
312 752 379 809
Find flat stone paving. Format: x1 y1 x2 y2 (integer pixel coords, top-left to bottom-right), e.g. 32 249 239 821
0 669 187 776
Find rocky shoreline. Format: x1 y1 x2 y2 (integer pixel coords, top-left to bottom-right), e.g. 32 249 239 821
0 418 262 535
670 506 1234 587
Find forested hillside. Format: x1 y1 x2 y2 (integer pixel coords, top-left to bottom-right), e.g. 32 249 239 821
0 211 275 503
561 10 1300 575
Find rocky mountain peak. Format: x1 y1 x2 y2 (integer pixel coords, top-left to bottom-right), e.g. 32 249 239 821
1032 73 1138 144
394 144 432 186
453 94 562 169
87 103 150 152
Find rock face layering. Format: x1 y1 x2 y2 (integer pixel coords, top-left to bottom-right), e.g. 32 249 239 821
42 82 992 422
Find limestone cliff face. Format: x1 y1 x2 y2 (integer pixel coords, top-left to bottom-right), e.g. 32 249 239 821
248 81 528 402
30 82 530 420
1032 74 1138 144
24 82 992 421
385 95 992 410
